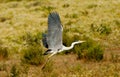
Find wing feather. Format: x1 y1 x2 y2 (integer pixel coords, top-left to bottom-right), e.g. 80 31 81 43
42 33 48 48
47 12 63 51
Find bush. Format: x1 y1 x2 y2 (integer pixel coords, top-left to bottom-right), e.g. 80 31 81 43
86 45 104 61
22 45 44 65
76 37 104 61
21 32 45 65
62 30 104 61
76 38 94 59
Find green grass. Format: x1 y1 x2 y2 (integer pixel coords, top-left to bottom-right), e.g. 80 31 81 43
73 37 104 61
22 45 44 65
20 32 45 65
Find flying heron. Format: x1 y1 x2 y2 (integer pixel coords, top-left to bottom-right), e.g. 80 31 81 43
42 12 85 69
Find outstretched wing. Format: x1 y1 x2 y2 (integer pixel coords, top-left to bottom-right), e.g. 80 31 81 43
47 12 63 51
42 33 48 48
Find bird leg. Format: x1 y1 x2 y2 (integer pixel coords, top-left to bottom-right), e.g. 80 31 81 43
48 51 57 58
41 52 57 70
41 57 50 70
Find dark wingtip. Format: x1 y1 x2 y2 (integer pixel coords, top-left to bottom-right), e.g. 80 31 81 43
43 49 52 55
49 11 59 17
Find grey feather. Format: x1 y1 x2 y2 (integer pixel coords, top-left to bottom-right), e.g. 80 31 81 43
42 33 48 48
47 12 63 51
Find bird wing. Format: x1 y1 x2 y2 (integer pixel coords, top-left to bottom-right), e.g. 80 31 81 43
42 33 48 48
47 12 63 51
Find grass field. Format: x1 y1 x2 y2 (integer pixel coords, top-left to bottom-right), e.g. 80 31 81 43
0 0 120 77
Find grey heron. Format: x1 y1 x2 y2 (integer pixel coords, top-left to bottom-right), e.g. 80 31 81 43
42 12 85 69
42 12 85 58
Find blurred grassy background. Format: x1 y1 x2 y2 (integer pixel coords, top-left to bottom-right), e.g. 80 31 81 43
0 0 120 77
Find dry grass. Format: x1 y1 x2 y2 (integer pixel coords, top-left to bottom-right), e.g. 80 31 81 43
0 50 120 77
0 0 120 77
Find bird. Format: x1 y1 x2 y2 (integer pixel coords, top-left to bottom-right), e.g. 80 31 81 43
42 12 85 58
41 12 85 69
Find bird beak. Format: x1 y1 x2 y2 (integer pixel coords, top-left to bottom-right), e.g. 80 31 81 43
79 40 85 43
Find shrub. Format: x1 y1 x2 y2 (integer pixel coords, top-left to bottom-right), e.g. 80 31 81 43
21 32 45 65
22 45 44 65
86 45 104 61
76 38 94 59
76 37 104 61
62 30 104 61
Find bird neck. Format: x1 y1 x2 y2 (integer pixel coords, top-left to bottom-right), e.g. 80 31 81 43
63 41 80 51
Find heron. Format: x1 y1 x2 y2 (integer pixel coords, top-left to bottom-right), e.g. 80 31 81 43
42 12 85 69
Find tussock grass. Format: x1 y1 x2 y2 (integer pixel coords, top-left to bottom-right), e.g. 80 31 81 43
9 64 29 77
20 32 45 65
62 27 104 61
42 60 53 73
10 64 20 77
0 47 8 59
90 23 112 35
75 37 104 61
110 53 120 63
0 41 9 60
22 45 44 65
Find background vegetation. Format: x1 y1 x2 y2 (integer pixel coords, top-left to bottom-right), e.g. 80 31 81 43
0 0 120 77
